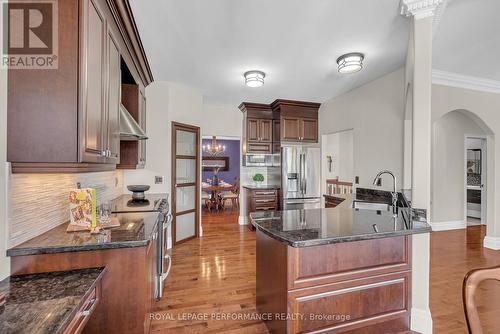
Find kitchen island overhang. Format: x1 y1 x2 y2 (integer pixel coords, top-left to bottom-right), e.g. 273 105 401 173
251 193 431 334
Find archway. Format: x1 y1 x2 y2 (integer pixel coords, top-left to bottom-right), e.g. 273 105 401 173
431 109 494 235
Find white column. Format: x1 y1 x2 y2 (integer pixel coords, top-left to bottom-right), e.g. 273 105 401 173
401 1 443 333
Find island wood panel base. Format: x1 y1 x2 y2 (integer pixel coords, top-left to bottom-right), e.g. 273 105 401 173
10 246 151 334
256 230 412 334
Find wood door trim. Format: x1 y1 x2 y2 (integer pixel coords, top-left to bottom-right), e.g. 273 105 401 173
176 208 197 216
175 155 197 159
175 182 196 188
171 122 200 246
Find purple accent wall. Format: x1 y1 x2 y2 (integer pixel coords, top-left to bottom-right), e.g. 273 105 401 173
202 139 240 183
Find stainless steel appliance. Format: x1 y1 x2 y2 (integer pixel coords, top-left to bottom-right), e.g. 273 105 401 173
281 146 321 210
242 153 280 167
111 194 171 300
157 211 172 300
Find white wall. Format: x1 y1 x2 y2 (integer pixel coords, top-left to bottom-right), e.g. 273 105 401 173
0 41 8 279
321 130 354 183
319 69 405 191
123 83 246 241
201 103 242 138
432 84 500 243
431 111 485 223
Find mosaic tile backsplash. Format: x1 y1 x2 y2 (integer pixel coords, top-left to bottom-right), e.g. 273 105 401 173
9 171 123 247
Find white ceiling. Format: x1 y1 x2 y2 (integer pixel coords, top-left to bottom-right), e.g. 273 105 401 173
433 0 500 81
129 0 410 105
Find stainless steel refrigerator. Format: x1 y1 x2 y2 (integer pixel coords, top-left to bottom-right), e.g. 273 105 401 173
281 145 321 210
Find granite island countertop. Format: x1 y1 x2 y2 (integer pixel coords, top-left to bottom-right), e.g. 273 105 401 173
7 211 160 257
251 191 431 247
0 268 105 334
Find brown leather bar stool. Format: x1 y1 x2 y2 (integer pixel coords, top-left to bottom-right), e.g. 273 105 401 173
462 265 500 334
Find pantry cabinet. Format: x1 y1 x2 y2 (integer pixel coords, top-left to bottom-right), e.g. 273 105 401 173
7 0 153 173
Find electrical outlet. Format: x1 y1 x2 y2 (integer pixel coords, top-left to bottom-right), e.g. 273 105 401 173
155 176 165 184
355 176 359 184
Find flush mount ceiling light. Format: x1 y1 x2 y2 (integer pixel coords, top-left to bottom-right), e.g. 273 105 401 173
336 53 364 74
244 70 265 88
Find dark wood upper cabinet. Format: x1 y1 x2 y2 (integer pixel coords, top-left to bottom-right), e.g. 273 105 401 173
239 103 274 154
281 117 301 141
247 118 260 142
259 119 273 142
239 100 320 153
80 0 108 164
7 0 152 173
271 99 320 143
105 23 122 165
300 118 318 142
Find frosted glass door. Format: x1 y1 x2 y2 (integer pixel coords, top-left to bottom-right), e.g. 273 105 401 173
172 124 199 244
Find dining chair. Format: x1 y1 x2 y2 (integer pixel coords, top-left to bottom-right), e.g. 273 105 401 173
221 177 240 210
462 265 500 334
202 191 213 212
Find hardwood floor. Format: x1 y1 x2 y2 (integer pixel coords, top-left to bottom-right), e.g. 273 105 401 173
149 211 269 333
149 213 500 333
430 225 500 334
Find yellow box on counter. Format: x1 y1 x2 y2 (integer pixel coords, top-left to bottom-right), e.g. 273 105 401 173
67 188 96 232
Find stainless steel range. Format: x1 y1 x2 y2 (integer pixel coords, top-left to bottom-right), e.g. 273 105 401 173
111 193 171 300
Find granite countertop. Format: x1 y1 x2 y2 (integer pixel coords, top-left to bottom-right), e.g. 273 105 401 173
251 189 431 247
7 211 160 257
242 184 280 190
111 193 169 213
0 268 105 334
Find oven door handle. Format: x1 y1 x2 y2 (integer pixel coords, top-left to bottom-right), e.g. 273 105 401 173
164 213 172 230
161 254 172 282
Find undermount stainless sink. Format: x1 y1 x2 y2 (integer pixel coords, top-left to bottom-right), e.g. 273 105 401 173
352 201 391 211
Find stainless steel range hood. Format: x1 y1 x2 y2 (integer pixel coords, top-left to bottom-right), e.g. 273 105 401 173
120 104 148 141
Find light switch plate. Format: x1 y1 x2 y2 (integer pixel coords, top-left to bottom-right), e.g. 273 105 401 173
155 176 165 184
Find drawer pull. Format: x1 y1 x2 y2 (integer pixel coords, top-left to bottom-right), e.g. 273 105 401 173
81 297 97 317
257 206 276 211
255 191 275 195
255 199 275 203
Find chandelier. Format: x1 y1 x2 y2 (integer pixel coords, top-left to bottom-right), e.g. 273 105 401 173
203 136 226 155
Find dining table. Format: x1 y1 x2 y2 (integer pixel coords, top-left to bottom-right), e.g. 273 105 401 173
202 182 234 211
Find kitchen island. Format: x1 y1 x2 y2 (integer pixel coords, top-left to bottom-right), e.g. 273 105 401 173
250 193 431 333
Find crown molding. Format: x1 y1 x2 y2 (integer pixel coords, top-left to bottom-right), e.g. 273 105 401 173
400 0 443 19
432 70 500 94
432 0 448 37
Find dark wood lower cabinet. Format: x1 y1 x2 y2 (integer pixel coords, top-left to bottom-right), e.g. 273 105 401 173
10 244 156 334
245 188 279 230
256 230 412 333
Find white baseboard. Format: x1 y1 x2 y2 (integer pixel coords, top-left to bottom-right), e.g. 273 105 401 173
411 308 433 334
430 220 466 231
484 236 500 250
238 215 247 225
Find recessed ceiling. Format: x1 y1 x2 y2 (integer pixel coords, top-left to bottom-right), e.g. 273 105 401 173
129 0 410 105
433 0 500 81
